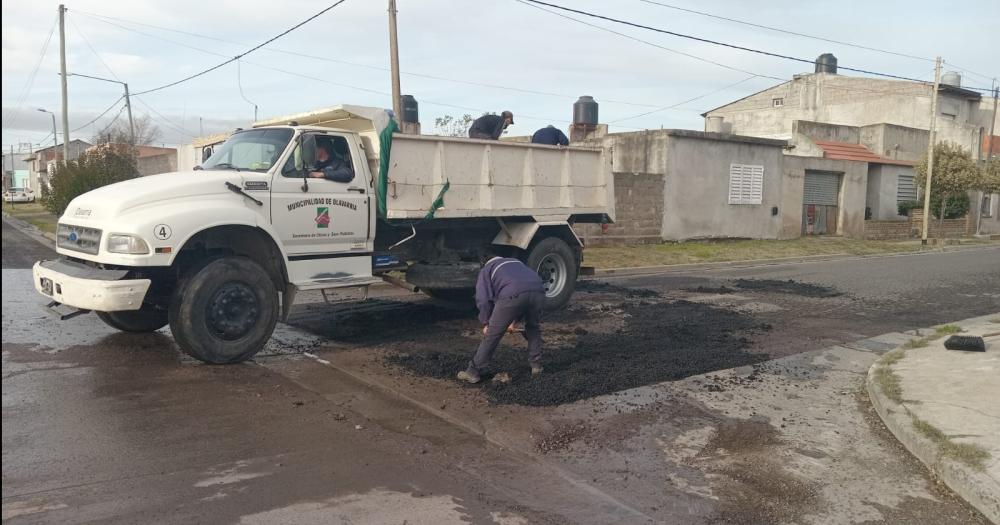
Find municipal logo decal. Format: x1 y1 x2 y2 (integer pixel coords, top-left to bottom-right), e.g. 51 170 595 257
315 207 330 228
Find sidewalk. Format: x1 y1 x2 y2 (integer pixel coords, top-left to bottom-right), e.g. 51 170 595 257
867 315 1000 524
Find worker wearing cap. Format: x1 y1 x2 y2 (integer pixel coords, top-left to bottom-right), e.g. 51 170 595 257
468 111 514 140
457 250 545 384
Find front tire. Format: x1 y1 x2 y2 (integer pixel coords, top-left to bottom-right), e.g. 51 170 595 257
168 257 278 364
97 306 168 333
525 237 578 310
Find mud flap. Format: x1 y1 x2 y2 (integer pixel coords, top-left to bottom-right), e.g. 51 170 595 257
281 285 298 322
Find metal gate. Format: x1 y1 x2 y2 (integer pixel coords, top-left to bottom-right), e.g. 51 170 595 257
802 171 841 235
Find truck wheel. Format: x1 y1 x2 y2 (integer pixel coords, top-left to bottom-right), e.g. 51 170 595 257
96 307 168 333
168 257 278 364
525 237 578 310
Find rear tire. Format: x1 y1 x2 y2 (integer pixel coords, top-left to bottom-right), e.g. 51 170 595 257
168 257 278 364
525 237 578 310
97 306 168 333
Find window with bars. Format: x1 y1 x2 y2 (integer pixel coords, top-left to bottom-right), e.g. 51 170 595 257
772 98 784 107
728 164 764 205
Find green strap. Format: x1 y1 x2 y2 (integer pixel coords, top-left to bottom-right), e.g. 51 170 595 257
377 120 451 222
376 119 399 220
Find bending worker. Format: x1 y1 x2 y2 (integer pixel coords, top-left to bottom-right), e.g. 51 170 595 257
468 111 514 140
531 125 569 146
457 250 545 384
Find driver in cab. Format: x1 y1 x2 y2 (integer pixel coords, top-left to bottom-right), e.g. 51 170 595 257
309 139 354 183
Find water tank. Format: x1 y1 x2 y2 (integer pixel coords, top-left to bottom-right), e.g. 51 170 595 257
401 95 419 123
706 116 725 133
815 53 838 74
573 96 599 125
941 71 962 87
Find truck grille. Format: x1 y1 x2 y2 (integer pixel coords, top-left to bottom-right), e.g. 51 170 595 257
57 224 102 255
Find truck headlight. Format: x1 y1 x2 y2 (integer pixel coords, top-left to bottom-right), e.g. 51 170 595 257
107 234 150 254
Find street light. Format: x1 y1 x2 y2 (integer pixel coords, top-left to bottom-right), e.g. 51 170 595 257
65 72 134 145
36 108 58 153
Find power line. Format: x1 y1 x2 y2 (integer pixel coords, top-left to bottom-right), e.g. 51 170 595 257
132 97 197 139
70 97 124 133
119 0 349 96
609 75 758 123
95 103 129 139
72 10 650 128
637 0 998 83
68 15 120 81
74 9 662 109
513 0 783 82
638 0 930 61
2 16 58 131
521 0 995 91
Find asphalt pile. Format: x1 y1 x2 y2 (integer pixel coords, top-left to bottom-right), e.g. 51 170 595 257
386 297 771 406
733 279 842 298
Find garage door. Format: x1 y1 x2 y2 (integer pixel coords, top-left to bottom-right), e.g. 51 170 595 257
803 172 841 206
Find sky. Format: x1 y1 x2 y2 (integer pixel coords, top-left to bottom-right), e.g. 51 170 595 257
2 0 998 152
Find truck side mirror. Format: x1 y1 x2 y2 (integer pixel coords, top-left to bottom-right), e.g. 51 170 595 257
202 146 214 162
299 133 317 193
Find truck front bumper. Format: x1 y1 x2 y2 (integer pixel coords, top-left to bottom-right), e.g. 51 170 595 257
32 259 151 312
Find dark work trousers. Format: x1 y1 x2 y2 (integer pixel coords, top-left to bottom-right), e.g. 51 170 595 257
468 291 544 374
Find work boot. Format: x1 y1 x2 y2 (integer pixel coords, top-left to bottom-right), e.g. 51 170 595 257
457 370 481 384
531 365 543 376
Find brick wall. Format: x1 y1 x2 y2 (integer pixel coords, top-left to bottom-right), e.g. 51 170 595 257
864 220 912 240
864 210 972 240
579 172 664 246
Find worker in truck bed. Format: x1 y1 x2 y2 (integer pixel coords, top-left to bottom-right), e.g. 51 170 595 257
457 250 545 384
468 111 514 140
531 125 569 146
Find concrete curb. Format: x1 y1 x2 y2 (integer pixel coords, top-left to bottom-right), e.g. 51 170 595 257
592 243 1000 277
1 212 57 247
866 333 1000 524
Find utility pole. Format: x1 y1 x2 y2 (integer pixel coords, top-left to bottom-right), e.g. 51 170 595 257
920 57 942 245
978 81 997 236
989 81 998 164
387 0 403 125
58 4 70 161
123 82 135 145
64 73 134 145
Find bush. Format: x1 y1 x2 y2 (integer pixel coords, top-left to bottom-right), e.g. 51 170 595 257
44 148 139 215
931 192 969 219
897 200 921 216
897 195 968 219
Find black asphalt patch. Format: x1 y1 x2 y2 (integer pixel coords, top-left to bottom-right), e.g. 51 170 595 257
733 279 842 298
386 299 771 406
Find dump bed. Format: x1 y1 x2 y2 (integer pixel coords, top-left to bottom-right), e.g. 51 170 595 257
385 134 611 220
254 104 614 222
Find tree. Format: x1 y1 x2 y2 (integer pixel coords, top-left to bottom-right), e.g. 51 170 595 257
91 113 163 146
982 158 1000 195
44 148 140 215
433 114 474 137
914 142 981 233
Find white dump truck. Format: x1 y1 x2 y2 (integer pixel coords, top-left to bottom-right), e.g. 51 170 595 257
32 105 614 363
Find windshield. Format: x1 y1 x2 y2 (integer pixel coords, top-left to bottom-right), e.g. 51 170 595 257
201 128 293 172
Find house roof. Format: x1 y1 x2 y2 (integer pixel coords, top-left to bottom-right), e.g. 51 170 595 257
812 140 915 166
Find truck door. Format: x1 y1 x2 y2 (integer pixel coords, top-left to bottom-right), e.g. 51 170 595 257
271 131 373 285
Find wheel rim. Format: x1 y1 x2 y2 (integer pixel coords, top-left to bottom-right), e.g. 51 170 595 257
537 253 568 299
205 281 260 341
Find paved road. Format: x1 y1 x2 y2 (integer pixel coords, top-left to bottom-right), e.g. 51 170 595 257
2 218 55 269
3 217 997 523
